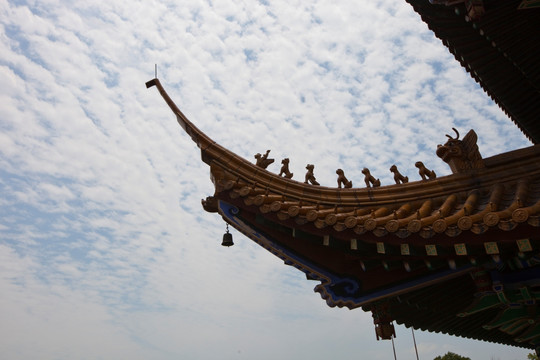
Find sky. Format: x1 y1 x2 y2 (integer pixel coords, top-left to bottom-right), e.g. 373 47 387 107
0 0 535 359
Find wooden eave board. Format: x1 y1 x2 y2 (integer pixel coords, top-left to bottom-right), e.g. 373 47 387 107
376 275 535 349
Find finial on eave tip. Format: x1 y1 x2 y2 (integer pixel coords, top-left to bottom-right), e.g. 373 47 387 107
146 64 158 88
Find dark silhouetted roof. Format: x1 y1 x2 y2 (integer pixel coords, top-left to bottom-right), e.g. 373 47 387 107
406 0 540 143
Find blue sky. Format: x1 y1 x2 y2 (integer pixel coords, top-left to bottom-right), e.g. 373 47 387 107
0 0 534 359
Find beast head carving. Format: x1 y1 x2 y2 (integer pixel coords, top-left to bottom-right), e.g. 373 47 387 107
436 128 484 174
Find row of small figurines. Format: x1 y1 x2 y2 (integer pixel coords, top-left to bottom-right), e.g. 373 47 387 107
254 149 437 188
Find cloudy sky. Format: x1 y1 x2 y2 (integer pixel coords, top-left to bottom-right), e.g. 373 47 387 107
0 0 534 359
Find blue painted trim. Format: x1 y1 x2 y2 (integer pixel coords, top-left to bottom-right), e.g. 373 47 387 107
218 200 473 309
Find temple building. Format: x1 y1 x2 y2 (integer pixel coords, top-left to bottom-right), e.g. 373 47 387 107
147 0 540 354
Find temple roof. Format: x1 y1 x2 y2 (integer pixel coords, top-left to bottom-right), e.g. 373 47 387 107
147 77 540 349
145 80 540 244
210 146 540 241
406 0 540 143
146 2 540 348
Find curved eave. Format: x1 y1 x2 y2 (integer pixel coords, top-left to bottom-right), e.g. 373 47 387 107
148 78 540 351
147 78 540 239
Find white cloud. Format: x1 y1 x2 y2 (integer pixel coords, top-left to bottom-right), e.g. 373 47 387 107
0 0 533 359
